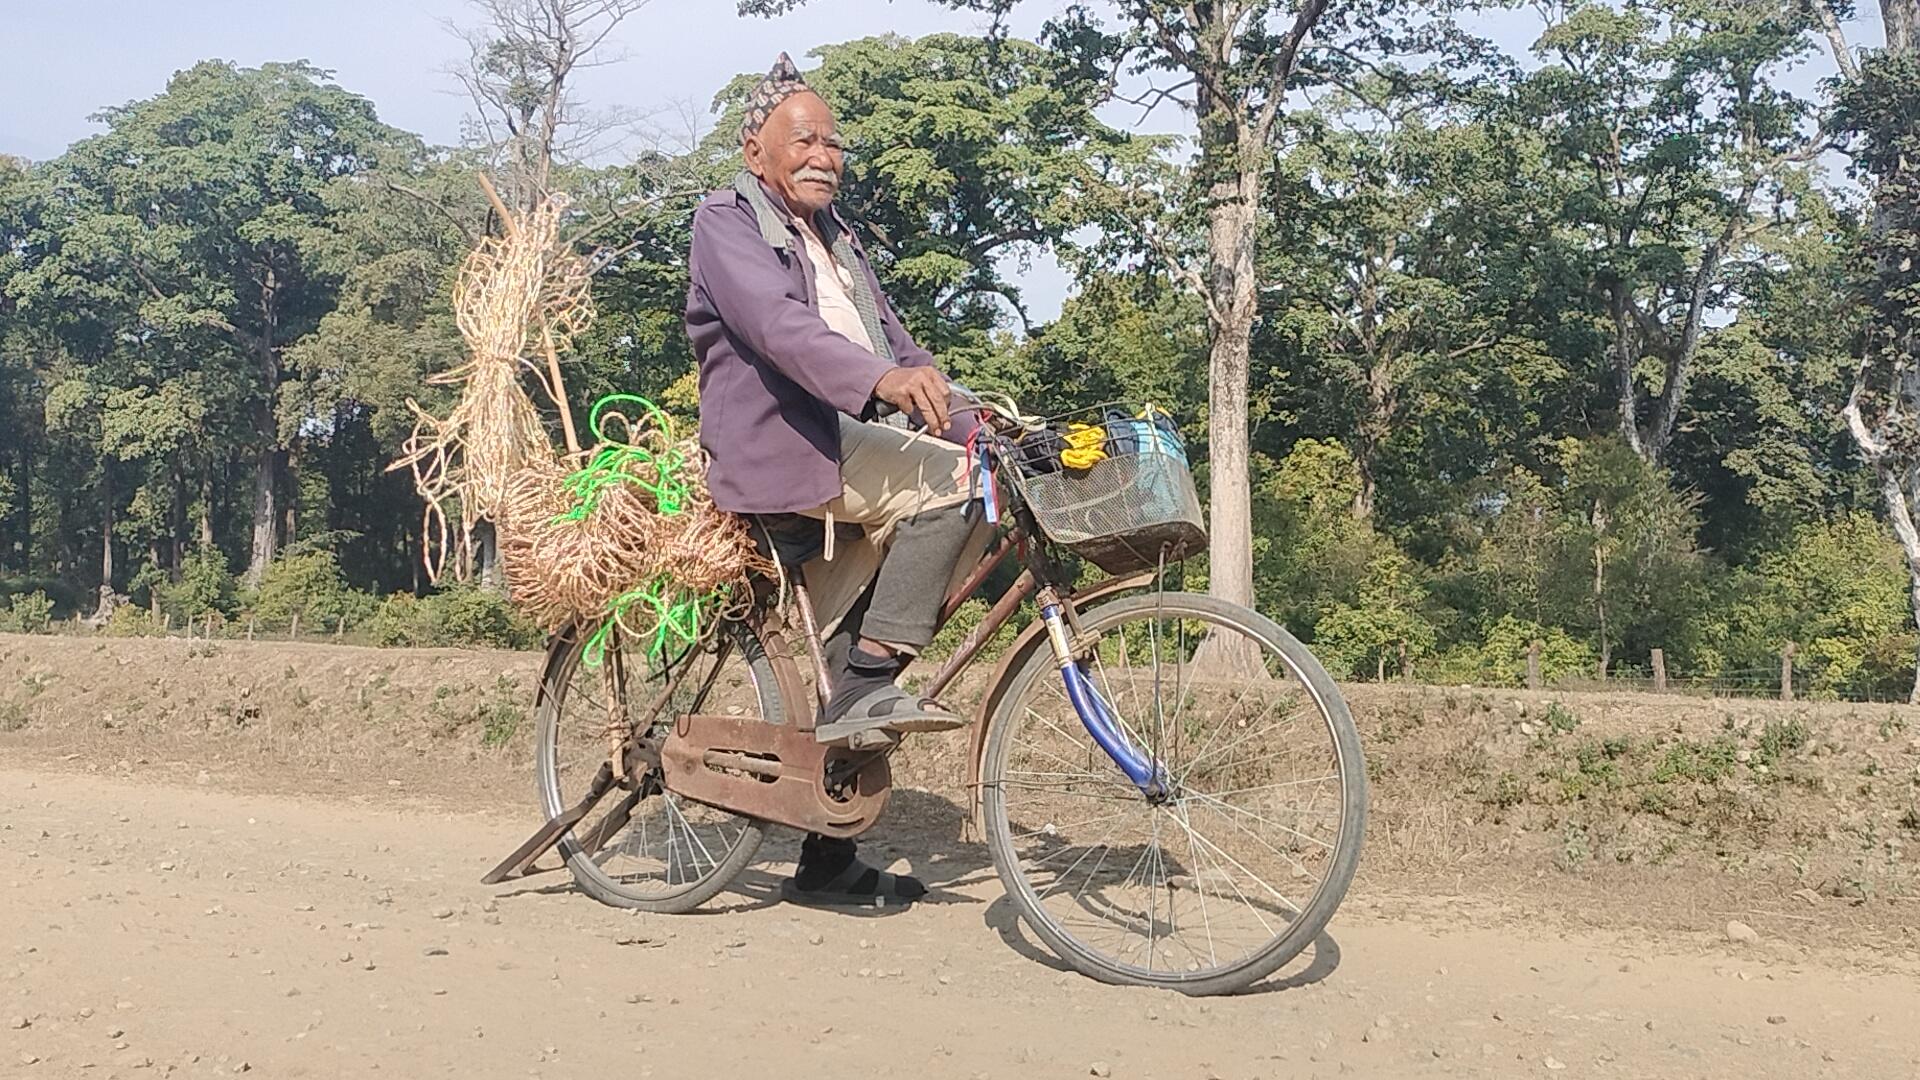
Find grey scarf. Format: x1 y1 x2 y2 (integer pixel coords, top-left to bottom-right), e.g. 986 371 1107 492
734 170 895 363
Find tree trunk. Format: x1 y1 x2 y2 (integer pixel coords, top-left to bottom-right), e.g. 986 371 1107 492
169 461 186 573
244 274 283 584
282 446 297 549
198 466 215 550
247 446 278 584
100 473 114 590
1890 0 1919 54
13 435 30 572
1608 286 1645 457
1202 160 1260 613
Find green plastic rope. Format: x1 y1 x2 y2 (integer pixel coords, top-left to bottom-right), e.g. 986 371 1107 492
581 576 713 670
553 395 692 524
560 394 722 669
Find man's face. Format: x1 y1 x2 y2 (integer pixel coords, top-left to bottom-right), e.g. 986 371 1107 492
744 91 844 216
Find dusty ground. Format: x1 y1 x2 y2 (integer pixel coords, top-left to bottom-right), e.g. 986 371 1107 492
5 633 1920 1078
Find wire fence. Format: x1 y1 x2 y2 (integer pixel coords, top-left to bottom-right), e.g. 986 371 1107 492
1375 641 1920 704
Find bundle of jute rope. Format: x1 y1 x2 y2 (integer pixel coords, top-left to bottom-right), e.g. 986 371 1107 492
391 178 769 664
500 396 770 665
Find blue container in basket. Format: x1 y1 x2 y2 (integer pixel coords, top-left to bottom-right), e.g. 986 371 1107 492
1103 407 1188 464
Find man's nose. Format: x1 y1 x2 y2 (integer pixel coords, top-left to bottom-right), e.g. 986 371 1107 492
805 145 839 172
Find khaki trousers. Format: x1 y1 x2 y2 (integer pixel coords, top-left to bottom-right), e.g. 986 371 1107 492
798 418 992 650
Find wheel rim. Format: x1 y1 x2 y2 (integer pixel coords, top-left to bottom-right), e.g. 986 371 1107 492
988 598 1358 984
539 625 772 902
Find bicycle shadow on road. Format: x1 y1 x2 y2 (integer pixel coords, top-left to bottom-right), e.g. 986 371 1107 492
700 787 1001 916
982 893 1344 995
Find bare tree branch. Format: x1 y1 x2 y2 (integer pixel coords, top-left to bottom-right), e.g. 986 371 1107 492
1809 0 1860 81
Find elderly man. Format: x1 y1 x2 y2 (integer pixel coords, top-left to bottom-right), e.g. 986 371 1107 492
684 54 987 905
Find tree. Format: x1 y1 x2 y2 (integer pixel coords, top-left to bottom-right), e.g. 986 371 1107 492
450 0 659 213
13 61 397 583
1526 0 1827 464
1661 191 1869 559
1259 86 1575 524
1831 0 1920 700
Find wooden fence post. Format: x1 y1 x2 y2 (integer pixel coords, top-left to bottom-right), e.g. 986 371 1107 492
1526 639 1542 691
1781 642 1796 702
1398 640 1410 682
162 612 172 635
336 616 346 641
246 616 256 641
1651 648 1667 693
1375 654 1386 683
289 612 301 639
205 612 215 638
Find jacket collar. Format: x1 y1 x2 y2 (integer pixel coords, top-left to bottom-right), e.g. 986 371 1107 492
737 171 852 251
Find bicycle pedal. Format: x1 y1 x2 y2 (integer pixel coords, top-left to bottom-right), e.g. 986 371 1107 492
844 728 902 751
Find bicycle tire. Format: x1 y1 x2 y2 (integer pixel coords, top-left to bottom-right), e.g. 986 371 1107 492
534 621 782 913
980 592 1367 995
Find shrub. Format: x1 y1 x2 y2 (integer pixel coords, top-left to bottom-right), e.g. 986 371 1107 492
155 549 239 622
0 590 54 634
102 604 159 637
0 577 84 619
1475 616 1596 687
368 585 541 650
368 593 433 647
439 585 542 650
248 551 377 631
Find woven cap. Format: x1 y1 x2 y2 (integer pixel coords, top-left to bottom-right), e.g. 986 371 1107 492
740 52 813 140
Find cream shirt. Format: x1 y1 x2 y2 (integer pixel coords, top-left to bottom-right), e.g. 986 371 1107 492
795 216 878 356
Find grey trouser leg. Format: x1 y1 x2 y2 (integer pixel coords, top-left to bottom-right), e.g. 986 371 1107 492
857 501 977 650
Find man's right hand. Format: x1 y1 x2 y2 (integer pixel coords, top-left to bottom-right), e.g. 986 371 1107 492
872 366 951 437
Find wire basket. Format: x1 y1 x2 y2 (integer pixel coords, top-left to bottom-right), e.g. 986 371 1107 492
1012 422 1207 574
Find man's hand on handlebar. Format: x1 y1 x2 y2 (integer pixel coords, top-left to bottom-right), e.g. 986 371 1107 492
873 366 951 437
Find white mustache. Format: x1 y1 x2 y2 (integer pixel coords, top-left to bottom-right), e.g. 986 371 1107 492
793 166 839 188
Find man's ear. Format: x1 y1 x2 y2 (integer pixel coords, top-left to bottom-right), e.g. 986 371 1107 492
742 134 767 178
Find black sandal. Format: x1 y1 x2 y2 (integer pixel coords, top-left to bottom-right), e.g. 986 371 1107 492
782 858 928 909
813 684 964 744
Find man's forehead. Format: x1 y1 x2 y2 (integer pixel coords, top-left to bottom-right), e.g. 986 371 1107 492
769 92 836 132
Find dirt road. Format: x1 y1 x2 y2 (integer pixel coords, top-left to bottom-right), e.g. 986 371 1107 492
4 765 1919 1079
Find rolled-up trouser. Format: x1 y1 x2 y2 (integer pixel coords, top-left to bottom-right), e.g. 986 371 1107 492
797 416 992 653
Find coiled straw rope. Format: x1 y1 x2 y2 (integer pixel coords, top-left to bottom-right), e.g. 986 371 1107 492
390 177 769 664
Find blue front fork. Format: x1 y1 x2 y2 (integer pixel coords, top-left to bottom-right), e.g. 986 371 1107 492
1041 604 1168 799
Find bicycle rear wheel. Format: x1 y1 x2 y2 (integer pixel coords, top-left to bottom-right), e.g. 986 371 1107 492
981 592 1366 995
534 620 782 912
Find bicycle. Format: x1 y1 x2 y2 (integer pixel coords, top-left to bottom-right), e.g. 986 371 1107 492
484 397 1367 996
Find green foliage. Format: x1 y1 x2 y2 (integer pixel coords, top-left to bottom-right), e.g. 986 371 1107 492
102 605 159 638
145 549 240 623
0 590 53 634
368 585 542 650
1718 515 1914 698
247 551 376 631
1460 616 1597 688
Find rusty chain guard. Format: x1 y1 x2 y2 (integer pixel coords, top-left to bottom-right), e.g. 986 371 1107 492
659 713 889 839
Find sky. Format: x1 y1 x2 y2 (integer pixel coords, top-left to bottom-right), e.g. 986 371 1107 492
0 0 1882 320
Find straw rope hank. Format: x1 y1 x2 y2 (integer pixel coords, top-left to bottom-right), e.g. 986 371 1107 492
389 180 592 580
499 395 770 665
389 176 770 664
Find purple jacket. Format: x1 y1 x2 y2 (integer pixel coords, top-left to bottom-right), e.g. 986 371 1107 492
685 178 940 514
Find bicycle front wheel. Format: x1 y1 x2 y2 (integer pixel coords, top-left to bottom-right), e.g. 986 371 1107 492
981 592 1366 995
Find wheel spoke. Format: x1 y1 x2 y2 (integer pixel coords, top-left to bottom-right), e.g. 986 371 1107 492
537 625 769 907
989 596 1358 989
